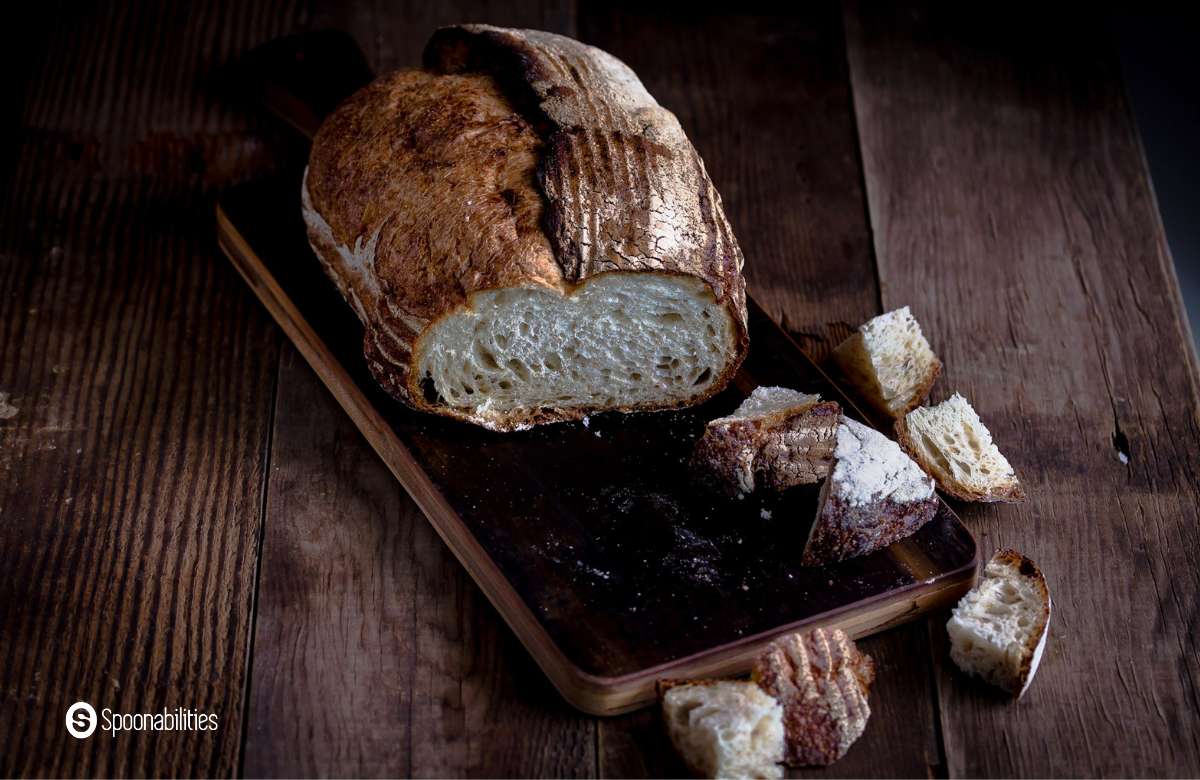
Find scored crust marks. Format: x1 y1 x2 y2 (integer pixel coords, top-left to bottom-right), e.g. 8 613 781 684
424 25 748 327
752 628 875 766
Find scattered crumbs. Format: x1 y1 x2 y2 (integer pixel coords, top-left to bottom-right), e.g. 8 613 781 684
759 508 772 520
64 497 73 503
593 430 602 438
582 416 590 428
828 579 835 587
787 573 794 579
75 448 82 455
1118 451 1129 465
736 537 743 545
0 392 18 420
736 493 745 501
741 584 749 591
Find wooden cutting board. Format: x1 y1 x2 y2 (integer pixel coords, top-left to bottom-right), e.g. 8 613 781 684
215 32 978 716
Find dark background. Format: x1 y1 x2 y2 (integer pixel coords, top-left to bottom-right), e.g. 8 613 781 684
1112 6 1200 349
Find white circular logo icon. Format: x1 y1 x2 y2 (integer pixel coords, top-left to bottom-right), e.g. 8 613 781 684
65 701 97 739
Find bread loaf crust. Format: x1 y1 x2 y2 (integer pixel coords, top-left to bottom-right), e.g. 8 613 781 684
304 26 749 430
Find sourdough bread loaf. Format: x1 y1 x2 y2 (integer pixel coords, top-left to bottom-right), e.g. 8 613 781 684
303 25 749 431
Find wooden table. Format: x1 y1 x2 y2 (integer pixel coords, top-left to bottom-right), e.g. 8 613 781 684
3 2 1197 776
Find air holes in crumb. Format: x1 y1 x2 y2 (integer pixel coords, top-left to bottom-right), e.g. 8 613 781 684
495 333 509 349
507 359 530 380
476 346 500 370
630 372 642 381
498 380 512 390
693 367 712 386
519 321 531 336
544 353 563 370
658 311 683 323
420 374 441 404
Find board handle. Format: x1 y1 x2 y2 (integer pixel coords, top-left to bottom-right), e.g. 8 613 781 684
232 30 375 140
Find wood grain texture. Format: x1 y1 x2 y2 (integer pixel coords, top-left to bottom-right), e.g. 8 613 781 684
575 5 944 777
241 2 599 776
845 2 1200 775
0 0 309 775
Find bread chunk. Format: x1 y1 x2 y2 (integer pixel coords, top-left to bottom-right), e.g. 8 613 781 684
304 27 749 431
831 307 940 419
752 628 875 766
691 387 839 498
896 392 1025 502
802 417 937 566
948 550 1051 697
661 680 785 779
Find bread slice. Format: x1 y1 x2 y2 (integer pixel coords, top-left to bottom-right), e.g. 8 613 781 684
751 628 875 767
947 550 1051 697
801 417 937 566
660 680 785 779
896 392 1026 502
304 26 749 431
691 387 840 498
831 307 941 419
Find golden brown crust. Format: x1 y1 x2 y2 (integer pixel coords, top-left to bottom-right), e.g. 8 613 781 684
830 334 941 420
991 550 1051 694
304 26 750 430
691 400 840 497
895 417 1028 503
751 628 874 766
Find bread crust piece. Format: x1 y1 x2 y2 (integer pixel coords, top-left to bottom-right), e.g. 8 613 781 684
802 482 938 565
691 398 840 498
801 417 938 566
751 628 875 767
948 549 1052 697
895 403 1027 503
659 679 785 779
304 26 749 431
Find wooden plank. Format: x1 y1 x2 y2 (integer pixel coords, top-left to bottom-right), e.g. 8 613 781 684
241 2 599 776
845 2 1200 775
575 5 947 777
0 1 306 774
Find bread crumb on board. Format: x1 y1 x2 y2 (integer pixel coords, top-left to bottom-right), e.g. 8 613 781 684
0 392 18 420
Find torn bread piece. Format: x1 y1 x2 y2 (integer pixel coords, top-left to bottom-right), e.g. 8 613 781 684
896 392 1026 502
801 417 937 566
948 549 1051 697
752 627 875 767
831 307 941 419
691 387 840 498
660 680 785 779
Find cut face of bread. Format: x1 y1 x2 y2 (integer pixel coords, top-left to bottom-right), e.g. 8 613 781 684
751 628 875 767
831 307 940 419
691 387 840 498
417 274 737 426
661 680 785 779
947 550 1051 697
801 417 937 566
896 392 1025 502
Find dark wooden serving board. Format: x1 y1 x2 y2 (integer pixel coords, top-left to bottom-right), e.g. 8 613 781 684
215 32 977 715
